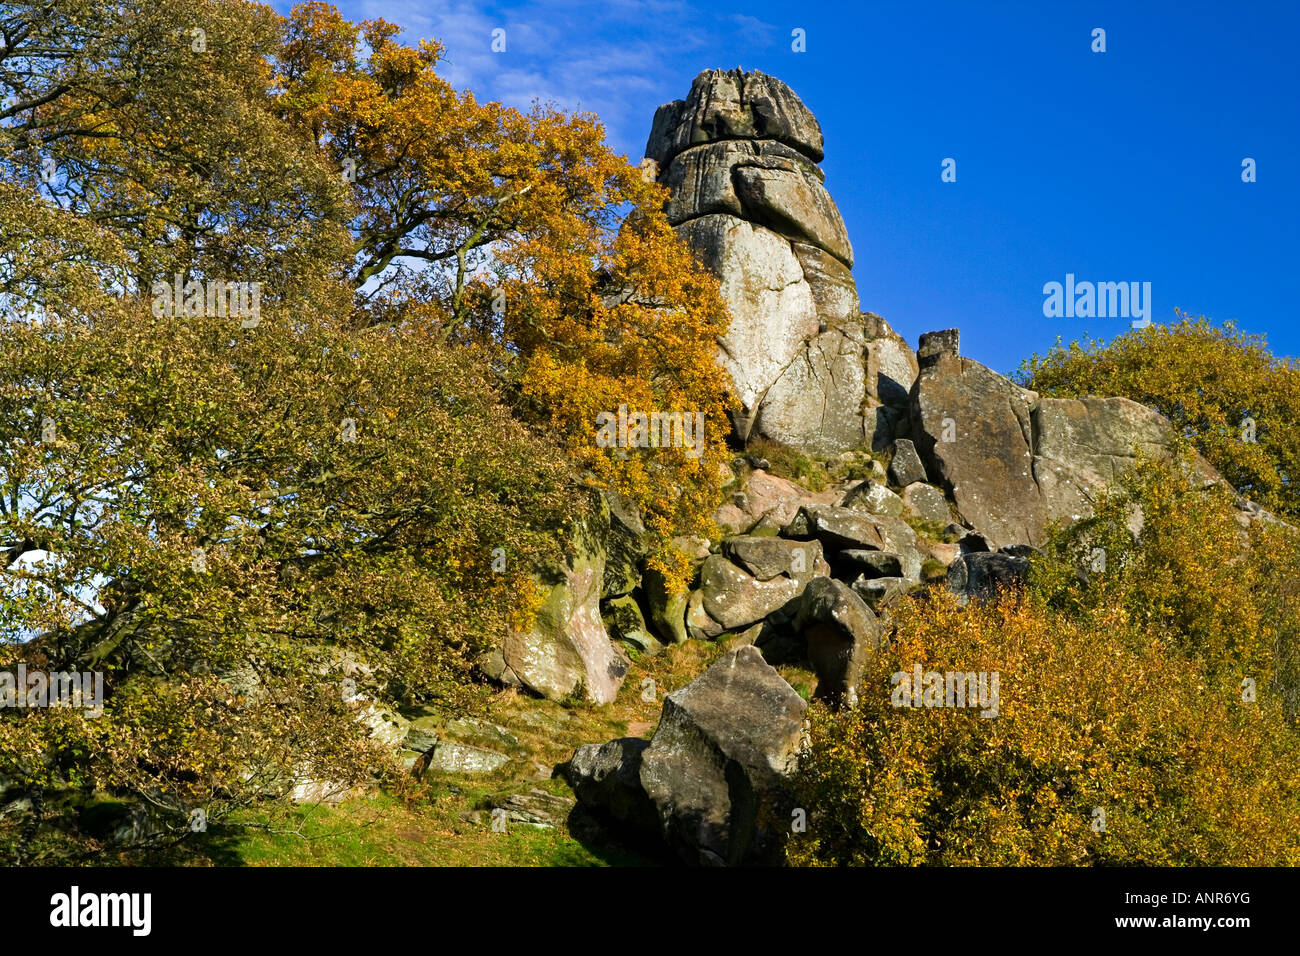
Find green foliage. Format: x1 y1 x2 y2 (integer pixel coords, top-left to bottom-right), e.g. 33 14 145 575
1019 314 1300 521
744 438 829 492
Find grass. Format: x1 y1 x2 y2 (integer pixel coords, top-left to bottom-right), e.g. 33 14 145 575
111 638 734 867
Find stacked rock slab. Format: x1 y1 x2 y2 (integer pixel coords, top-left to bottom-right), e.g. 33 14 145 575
647 69 916 455
909 329 1226 550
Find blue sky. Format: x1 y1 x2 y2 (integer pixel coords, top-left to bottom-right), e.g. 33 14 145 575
280 0 1300 375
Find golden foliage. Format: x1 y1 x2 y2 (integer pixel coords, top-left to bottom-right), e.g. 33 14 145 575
791 456 1300 866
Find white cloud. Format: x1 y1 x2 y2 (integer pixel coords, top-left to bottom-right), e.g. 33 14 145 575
331 0 773 158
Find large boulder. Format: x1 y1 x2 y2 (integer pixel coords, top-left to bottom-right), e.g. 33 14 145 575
795 578 881 704
911 351 1046 549
910 337 1226 549
783 506 924 581
783 505 890 551
696 554 803 631
494 512 630 704
901 481 953 525
638 646 807 865
732 163 852 266
1032 396 1219 527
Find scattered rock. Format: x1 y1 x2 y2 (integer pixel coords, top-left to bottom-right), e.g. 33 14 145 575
850 575 913 612
603 593 663 656
901 482 952 525
947 551 1030 603
425 741 510 775
835 549 904 579
722 535 829 583
888 439 928 486
842 479 904 517
638 646 807 865
697 554 803 631
561 738 658 835
488 788 576 829
795 577 881 704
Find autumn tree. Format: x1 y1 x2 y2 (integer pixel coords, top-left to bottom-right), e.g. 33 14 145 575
0 0 743 858
274 3 736 579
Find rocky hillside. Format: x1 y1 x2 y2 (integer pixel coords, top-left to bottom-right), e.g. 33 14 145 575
31 67 1275 867
522 68 1274 866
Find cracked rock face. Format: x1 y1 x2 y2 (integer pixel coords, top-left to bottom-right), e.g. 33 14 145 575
909 343 1225 550
648 69 903 455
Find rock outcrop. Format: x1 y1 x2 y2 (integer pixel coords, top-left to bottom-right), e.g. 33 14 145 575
483 496 631 704
910 334 1223 550
555 68 1261 867
647 69 917 455
566 646 806 866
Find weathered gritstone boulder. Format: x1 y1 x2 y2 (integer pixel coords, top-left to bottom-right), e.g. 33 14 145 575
783 504 889 551
561 738 659 836
947 551 1030 603
912 350 1046 550
888 439 928 486
850 575 913 612
836 549 904 579
697 554 804 631
649 69 916 454
491 510 630 704
917 328 960 368
795 577 881 704
637 646 807 865
1031 395 1221 526
901 481 952 525
909 333 1226 549
685 589 728 641
842 479 905 517
783 506 924 582
425 741 510 775
714 468 839 535
732 162 853 267
864 312 920 409
722 535 829 584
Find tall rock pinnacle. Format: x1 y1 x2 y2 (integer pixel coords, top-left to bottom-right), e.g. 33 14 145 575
646 68 917 455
